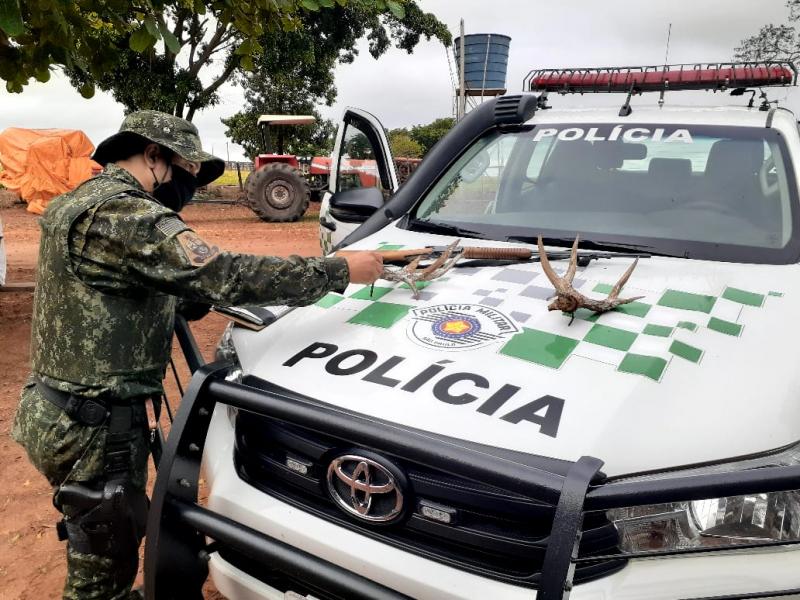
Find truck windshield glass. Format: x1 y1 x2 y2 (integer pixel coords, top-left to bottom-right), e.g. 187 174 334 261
412 124 799 263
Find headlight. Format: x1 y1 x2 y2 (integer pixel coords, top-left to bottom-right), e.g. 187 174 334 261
214 322 243 384
607 444 800 553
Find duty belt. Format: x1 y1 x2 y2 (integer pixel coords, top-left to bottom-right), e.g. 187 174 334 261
34 378 108 426
34 378 138 475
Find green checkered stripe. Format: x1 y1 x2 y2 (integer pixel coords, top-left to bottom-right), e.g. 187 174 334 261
320 228 334 255
313 241 784 382
315 281 425 328
499 284 781 382
314 242 420 328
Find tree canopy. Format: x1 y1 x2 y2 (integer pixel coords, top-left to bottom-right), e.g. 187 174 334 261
1 0 311 94
408 117 455 154
222 2 450 158
735 0 800 63
1 0 449 122
388 131 423 158
1 1 448 120
388 116 454 158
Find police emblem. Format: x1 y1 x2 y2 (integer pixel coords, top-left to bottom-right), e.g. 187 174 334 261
408 304 519 351
433 315 481 339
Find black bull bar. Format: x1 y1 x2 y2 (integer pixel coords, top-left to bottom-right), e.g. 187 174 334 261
145 317 800 599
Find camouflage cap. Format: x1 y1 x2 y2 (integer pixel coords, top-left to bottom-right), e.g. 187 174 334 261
92 110 225 186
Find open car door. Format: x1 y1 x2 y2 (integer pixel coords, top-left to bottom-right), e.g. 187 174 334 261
319 107 398 253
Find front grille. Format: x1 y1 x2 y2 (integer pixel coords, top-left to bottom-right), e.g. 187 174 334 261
233 385 625 588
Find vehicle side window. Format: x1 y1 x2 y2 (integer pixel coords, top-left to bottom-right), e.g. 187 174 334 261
337 122 386 195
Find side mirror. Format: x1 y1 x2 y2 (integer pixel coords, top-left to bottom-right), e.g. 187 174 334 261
329 186 384 223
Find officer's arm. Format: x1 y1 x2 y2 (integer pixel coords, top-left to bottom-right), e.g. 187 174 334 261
123 213 350 307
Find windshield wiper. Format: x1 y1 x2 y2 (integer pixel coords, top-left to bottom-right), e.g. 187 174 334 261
406 218 489 240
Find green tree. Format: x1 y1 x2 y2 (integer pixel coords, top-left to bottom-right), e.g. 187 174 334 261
223 109 336 159
735 1 800 62
388 130 423 158
0 0 320 95
387 117 455 157
409 117 455 154
222 2 450 156
1 1 449 121
73 0 448 121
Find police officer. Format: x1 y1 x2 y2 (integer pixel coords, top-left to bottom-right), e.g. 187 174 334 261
11 110 383 600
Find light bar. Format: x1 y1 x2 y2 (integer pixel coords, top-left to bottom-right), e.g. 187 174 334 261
525 62 797 94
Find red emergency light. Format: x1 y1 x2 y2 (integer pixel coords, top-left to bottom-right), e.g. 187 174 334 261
525 62 797 94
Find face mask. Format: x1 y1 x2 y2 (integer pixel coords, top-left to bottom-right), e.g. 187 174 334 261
152 164 198 212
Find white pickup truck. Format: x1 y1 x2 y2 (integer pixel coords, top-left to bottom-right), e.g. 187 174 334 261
146 62 800 600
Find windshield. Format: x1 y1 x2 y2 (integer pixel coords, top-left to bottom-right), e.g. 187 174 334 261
411 123 800 263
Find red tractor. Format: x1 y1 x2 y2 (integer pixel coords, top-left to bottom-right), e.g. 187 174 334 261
244 114 423 222
245 115 327 222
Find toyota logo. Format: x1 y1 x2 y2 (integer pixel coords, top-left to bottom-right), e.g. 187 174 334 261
326 454 404 523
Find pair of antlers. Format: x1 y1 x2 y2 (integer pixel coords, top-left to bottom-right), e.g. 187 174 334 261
378 235 642 315
380 239 461 299
537 235 643 314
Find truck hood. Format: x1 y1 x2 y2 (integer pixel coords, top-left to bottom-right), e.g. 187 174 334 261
232 226 800 477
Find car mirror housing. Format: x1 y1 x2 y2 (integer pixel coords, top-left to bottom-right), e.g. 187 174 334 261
330 186 384 217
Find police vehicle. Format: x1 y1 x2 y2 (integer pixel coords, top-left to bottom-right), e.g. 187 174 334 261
146 62 800 600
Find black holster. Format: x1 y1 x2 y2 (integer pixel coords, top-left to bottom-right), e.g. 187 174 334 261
55 479 148 559
37 378 151 559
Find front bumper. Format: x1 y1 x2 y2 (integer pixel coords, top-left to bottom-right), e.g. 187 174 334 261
204 405 800 600
144 318 800 600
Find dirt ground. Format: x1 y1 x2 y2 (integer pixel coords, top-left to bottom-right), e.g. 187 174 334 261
0 199 322 599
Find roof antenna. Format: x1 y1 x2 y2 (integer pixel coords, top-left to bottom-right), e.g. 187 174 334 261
659 23 672 108
619 83 636 117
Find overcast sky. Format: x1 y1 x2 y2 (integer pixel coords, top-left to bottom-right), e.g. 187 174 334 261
0 0 795 161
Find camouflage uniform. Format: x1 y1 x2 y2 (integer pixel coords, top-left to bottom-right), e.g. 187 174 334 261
12 112 349 599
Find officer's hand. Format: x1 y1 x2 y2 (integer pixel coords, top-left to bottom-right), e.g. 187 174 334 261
336 251 383 284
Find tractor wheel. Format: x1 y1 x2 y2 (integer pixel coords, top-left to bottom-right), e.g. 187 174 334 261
246 163 310 222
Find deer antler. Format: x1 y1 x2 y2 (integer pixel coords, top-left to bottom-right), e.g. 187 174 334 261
537 235 643 315
381 239 461 299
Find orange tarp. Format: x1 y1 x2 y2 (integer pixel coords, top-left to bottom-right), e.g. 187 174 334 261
0 128 101 215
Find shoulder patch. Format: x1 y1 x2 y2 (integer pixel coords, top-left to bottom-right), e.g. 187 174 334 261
155 216 188 238
176 230 220 266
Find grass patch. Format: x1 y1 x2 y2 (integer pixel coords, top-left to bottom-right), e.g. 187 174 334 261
213 169 248 186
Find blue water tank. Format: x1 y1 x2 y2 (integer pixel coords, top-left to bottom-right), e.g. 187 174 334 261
453 34 511 91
